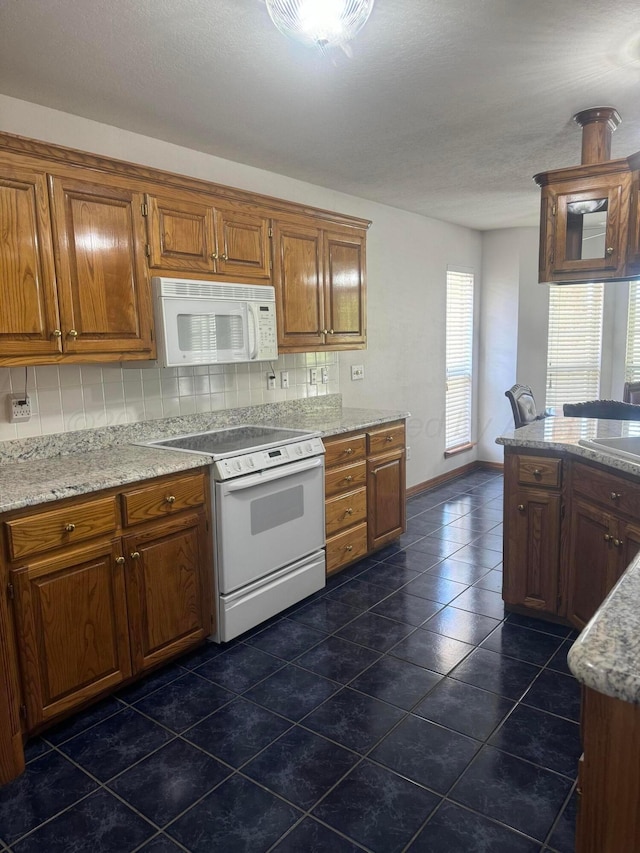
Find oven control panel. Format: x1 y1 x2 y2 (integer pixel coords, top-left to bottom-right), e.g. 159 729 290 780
213 437 325 480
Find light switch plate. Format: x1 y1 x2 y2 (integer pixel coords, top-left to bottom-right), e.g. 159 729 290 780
351 364 365 381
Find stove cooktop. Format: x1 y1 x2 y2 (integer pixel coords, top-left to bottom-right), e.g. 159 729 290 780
143 425 319 459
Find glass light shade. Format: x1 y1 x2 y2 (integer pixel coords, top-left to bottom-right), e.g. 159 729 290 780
567 198 607 215
265 0 375 49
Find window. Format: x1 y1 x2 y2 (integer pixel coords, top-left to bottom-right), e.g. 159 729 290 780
625 281 640 381
445 269 474 452
546 283 604 408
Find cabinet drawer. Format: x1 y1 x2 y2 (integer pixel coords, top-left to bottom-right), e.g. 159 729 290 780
572 462 640 518
325 461 367 498
516 454 562 488
6 497 118 561
367 422 405 456
326 522 368 575
323 434 366 468
325 488 367 537
122 473 206 526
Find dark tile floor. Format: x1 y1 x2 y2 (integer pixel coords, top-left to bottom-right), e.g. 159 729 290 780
0 469 580 853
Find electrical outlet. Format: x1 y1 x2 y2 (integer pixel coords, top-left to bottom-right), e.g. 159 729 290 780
7 393 32 422
321 367 328 384
309 368 318 385
266 372 276 390
280 370 289 389
351 364 365 381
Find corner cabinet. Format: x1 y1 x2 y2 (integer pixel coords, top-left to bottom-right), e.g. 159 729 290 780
323 421 405 575
2 470 213 731
272 218 367 352
503 452 563 616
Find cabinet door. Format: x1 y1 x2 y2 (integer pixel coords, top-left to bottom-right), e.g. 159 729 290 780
629 171 640 274
49 174 153 356
567 498 616 630
323 230 366 347
544 175 631 280
503 488 561 613
123 512 211 674
618 520 640 584
272 220 324 349
0 165 61 359
367 450 406 551
215 208 271 280
146 193 216 272
10 540 132 728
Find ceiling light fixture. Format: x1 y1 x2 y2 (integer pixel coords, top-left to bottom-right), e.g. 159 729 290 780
265 0 375 51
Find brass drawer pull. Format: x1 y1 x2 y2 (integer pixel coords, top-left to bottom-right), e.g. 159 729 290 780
345 544 353 552
345 508 353 515
517 504 525 512
115 556 125 565
64 523 76 532
604 533 612 542
386 435 393 442
610 492 621 501
344 448 353 455
344 475 353 482
165 495 176 504
130 551 141 560
606 247 614 256
533 469 542 477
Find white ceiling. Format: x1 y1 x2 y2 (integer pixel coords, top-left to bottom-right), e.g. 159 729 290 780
1 0 639 230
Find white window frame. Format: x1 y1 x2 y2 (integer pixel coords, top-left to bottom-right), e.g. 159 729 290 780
445 269 474 454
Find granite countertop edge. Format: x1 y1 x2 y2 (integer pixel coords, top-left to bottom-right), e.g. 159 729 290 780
0 406 409 514
497 416 640 704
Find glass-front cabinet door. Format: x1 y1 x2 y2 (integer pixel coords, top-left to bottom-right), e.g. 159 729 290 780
541 173 632 282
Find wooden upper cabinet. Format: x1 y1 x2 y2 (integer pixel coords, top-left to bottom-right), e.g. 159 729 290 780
272 220 325 349
0 165 62 359
628 165 640 275
145 192 271 280
146 192 216 272
273 219 367 351
215 207 271 280
324 230 366 346
49 173 153 356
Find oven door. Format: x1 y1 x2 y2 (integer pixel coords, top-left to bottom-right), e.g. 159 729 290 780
215 456 325 593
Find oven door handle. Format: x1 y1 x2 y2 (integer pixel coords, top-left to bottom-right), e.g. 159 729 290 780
222 456 324 492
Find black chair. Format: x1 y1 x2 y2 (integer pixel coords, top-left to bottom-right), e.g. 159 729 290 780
505 384 548 429
623 381 640 404
563 400 640 420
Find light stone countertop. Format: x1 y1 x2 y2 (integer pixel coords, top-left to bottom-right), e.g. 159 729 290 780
0 398 409 514
497 416 640 705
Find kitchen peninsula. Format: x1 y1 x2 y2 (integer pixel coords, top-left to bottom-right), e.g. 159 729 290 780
498 417 640 853
0 395 408 785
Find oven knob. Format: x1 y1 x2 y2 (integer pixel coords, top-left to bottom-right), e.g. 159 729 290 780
294 445 303 455
246 457 255 468
233 460 242 471
305 443 313 452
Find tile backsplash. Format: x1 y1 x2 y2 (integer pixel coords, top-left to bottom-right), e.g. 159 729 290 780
0 352 339 441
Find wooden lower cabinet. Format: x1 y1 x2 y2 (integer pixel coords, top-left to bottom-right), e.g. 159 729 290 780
2 470 213 734
323 421 406 575
11 539 132 727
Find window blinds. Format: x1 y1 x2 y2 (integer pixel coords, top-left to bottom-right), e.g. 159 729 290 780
546 283 604 409
625 282 640 381
445 270 474 451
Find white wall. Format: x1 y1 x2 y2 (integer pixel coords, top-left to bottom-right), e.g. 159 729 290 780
0 95 483 488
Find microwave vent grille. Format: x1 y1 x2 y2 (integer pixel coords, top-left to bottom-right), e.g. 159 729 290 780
153 278 275 303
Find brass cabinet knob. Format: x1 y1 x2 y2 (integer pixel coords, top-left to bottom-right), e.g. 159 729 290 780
130 551 141 560
68 329 78 338
322 329 328 335
345 448 353 455
64 523 76 532
115 556 125 565
604 533 612 542
606 247 614 256
533 469 542 476
329 329 334 334
221 253 228 261
210 252 218 259
614 538 623 548
386 435 393 442
165 495 176 504
345 544 353 552
345 508 353 515
344 475 353 482
610 492 621 501
517 504 525 512
52 329 62 338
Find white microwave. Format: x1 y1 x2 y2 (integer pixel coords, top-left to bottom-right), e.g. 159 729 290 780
152 277 278 367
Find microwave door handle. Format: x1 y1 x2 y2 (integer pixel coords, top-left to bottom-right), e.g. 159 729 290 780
248 304 258 360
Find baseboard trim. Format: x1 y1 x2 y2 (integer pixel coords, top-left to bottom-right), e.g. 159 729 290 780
406 460 504 498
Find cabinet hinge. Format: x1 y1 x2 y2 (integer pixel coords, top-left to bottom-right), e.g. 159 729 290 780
561 504 565 520
268 226 273 238
551 204 557 216
141 202 149 217
19 704 27 720
6 583 14 601
145 244 151 258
